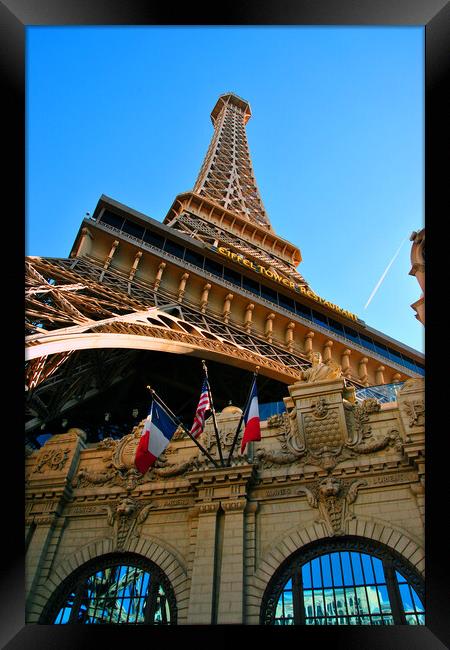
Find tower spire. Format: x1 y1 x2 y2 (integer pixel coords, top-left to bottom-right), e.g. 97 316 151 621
193 93 272 231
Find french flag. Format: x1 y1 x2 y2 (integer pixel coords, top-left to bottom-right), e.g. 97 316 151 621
240 378 261 454
135 401 178 474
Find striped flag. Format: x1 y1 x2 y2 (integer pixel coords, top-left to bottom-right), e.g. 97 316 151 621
135 400 178 474
190 379 211 438
240 377 261 453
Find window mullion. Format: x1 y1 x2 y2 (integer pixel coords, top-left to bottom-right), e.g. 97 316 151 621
348 552 361 623
338 552 351 623
318 555 326 624
384 560 406 624
144 572 160 624
328 554 340 624
293 567 304 625
68 576 87 623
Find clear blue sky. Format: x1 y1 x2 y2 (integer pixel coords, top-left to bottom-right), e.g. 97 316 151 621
26 26 424 354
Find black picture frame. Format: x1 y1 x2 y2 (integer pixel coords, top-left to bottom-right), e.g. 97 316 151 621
2 1 448 648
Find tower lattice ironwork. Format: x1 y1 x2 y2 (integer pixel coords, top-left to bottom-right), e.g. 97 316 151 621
167 93 309 288
193 93 271 230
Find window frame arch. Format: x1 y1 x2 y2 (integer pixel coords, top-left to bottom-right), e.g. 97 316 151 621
260 536 424 626
39 552 178 625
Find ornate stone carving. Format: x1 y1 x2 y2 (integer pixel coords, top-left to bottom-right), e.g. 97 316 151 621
311 397 328 419
398 377 424 393
297 477 366 536
351 428 403 454
257 394 402 473
33 448 70 473
403 400 425 427
75 418 201 488
74 464 118 488
255 448 299 468
198 502 220 515
34 514 58 526
106 496 153 550
222 499 246 512
97 437 118 449
304 410 340 452
266 413 284 428
346 398 381 444
300 353 342 383
153 456 200 477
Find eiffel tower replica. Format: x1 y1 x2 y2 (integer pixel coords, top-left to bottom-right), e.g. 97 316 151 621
25 92 424 447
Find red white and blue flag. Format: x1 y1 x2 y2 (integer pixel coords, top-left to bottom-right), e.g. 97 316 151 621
240 378 261 453
135 401 178 474
190 379 211 439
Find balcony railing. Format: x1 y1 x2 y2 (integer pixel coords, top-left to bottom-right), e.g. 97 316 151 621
354 382 405 404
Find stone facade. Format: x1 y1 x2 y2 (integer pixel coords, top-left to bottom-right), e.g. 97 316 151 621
409 228 425 325
25 374 425 624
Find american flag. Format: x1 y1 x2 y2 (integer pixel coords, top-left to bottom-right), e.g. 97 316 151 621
190 379 211 438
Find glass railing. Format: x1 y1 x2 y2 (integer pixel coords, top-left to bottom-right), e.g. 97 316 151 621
354 382 405 404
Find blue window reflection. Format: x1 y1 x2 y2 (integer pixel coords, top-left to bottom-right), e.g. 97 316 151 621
272 550 424 626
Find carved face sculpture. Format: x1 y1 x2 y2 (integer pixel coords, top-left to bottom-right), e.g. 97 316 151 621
311 352 322 367
319 476 341 498
117 497 136 517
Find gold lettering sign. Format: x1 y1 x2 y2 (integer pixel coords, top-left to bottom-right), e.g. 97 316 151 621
210 245 359 322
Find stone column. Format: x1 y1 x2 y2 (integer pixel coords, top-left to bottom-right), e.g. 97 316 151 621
323 340 333 363
410 483 425 526
200 283 212 313
244 303 254 333
396 378 425 483
243 502 258 623
187 465 254 625
128 250 142 282
285 322 295 352
217 499 246 623
304 331 315 359
177 272 190 302
375 365 385 385
265 313 275 343
154 261 166 292
358 357 369 385
222 293 234 324
72 226 93 258
341 349 352 377
186 502 220 624
127 251 142 293
99 239 119 281
25 428 86 621
25 515 63 621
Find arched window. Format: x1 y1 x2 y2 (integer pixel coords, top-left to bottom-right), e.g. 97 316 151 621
261 537 424 626
39 553 177 625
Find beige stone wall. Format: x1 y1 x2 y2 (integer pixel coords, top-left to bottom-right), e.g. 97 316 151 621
25 376 424 624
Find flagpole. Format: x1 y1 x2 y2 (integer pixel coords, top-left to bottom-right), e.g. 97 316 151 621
226 367 259 467
146 386 220 468
202 360 225 467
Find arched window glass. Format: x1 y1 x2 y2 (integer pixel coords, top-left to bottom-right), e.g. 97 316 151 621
395 570 425 625
40 553 176 625
262 538 424 626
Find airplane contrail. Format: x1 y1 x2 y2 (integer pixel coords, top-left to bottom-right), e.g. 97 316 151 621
364 237 408 309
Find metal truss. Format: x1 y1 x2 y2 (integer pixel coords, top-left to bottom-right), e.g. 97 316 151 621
173 212 309 287
193 94 271 230
25 255 320 433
